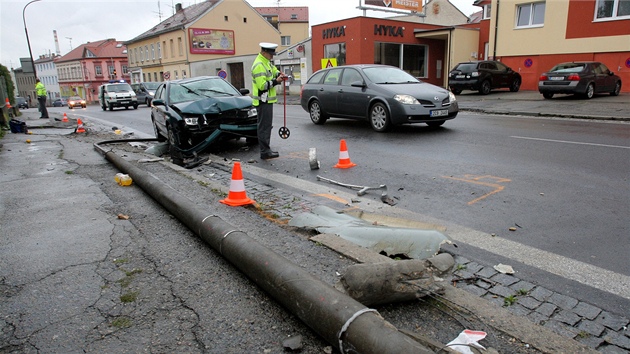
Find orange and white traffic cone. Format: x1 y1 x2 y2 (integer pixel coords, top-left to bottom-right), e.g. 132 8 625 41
220 161 255 207
75 118 86 133
62 113 69 122
334 139 356 169
5 97 11 109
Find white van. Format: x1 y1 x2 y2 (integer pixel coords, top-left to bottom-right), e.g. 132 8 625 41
98 82 138 111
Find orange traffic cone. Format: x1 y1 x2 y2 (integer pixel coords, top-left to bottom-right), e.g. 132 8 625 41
75 118 86 133
62 113 69 122
334 139 356 169
5 97 11 109
220 161 255 206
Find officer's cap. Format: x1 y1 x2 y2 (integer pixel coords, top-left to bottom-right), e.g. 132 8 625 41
260 42 278 54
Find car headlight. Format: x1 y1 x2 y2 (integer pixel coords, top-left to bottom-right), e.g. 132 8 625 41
184 117 199 125
449 91 457 102
247 107 257 117
393 94 420 105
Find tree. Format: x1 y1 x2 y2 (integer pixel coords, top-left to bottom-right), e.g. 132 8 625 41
1 63 16 128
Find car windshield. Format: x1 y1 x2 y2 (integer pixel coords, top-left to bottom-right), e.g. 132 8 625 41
107 84 132 92
362 67 419 84
144 82 161 90
453 63 478 72
549 63 586 73
169 78 239 104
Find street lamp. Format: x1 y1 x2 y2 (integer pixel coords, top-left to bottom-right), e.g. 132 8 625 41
23 0 43 79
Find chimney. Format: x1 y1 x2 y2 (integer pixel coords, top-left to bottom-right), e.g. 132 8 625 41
53 30 61 56
175 3 182 12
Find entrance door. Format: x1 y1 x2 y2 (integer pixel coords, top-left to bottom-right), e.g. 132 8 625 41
228 63 245 90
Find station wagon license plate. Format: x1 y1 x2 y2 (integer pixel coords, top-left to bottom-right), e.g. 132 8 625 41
120 101 130 104
549 76 564 81
430 109 448 117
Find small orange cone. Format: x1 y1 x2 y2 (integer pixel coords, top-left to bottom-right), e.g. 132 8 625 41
75 118 86 133
220 161 255 206
5 97 11 109
62 113 69 122
334 139 356 169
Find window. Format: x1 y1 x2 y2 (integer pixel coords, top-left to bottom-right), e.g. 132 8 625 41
170 39 174 57
162 41 167 58
154 72 158 81
122 65 128 75
95 65 102 76
178 38 183 56
324 43 346 66
323 68 342 85
374 43 427 78
596 0 630 19
483 4 492 19
341 68 362 86
516 2 545 27
157 42 161 59
224 15 228 21
151 44 155 60
145 45 149 61
291 14 298 19
281 36 291 46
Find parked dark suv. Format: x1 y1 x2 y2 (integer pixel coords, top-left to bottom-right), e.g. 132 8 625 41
448 60 521 95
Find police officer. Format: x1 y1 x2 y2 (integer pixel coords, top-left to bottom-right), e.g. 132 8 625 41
35 78 49 119
251 42 286 160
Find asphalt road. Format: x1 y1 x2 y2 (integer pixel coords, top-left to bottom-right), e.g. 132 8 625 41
62 101 630 317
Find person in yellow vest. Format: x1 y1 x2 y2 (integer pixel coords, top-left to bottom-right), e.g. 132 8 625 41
251 42 286 160
35 78 49 119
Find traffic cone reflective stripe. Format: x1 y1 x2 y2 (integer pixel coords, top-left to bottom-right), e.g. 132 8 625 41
76 118 86 133
62 113 68 122
220 161 255 207
334 139 356 169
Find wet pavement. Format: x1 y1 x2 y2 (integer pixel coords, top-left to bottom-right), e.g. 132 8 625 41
1 91 629 353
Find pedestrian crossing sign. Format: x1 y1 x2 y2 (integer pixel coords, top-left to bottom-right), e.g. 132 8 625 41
321 58 337 68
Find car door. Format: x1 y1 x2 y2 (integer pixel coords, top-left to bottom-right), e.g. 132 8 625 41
319 68 343 116
337 68 369 118
152 84 168 135
594 63 615 93
494 62 512 88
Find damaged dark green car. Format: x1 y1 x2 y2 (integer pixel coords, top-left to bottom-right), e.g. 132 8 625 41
151 76 258 166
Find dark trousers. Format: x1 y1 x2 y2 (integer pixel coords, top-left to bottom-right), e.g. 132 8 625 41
38 96 49 118
257 102 273 154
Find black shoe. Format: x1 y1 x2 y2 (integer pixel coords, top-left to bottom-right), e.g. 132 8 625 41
260 151 279 160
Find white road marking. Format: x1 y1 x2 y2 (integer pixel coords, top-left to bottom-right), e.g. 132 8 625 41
511 136 630 149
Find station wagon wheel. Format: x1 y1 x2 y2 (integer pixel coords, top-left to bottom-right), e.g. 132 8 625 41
451 88 462 95
369 102 391 132
542 92 554 99
167 126 184 166
584 83 595 99
611 81 621 96
309 100 328 125
510 78 521 92
479 80 491 95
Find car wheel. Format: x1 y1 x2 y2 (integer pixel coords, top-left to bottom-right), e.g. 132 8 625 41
309 100 328 125
69 106 73 109
426 120 445 127
542 92 554 99
611 81 621 96
152 117 167 142
369 102 391 132
108 103 114 111
167 126 185 166
584 83 595 99
101 104 106 111
451 88 462 95
510 78 521 92
479 80 491 95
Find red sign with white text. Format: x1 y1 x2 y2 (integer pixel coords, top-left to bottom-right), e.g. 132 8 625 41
364 0 422 12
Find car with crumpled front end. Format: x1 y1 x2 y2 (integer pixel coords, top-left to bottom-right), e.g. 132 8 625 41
538 61 622 99
300 64 458 132
151 76 258 153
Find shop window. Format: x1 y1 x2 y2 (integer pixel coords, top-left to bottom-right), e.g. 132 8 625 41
516 2 545 28
596 0 630 20
324 43 346 66
374 43 427 78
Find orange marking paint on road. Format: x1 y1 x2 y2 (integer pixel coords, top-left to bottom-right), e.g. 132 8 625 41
443 175 511 205
313 193 349 204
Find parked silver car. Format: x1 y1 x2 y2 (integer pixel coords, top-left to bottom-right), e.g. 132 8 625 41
300 64 458 132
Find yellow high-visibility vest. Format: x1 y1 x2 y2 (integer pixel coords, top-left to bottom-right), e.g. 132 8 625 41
251 53 280 106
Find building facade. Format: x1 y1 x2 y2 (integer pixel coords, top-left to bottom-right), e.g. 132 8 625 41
56 39 129 103
34 54 61 103
475 0 630 92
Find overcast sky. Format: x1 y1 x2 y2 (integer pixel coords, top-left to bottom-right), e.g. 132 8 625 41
0 0 478 70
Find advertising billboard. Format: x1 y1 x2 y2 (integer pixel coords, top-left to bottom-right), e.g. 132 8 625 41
364 0 422 12
189 28 235 55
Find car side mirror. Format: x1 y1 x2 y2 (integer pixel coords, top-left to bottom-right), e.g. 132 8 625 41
152 99 165 106
240 88 250 95
608 71 614 76
351 81 366 88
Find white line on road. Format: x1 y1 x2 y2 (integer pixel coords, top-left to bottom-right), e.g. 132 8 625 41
511 136 630 149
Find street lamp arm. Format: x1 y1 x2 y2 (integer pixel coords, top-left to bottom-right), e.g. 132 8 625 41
23 0 43 80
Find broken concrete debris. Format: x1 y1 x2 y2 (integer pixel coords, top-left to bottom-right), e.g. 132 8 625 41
336 255 455 306
289 206 453 260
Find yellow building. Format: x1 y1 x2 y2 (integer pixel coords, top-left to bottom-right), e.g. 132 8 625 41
125 0 309 92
